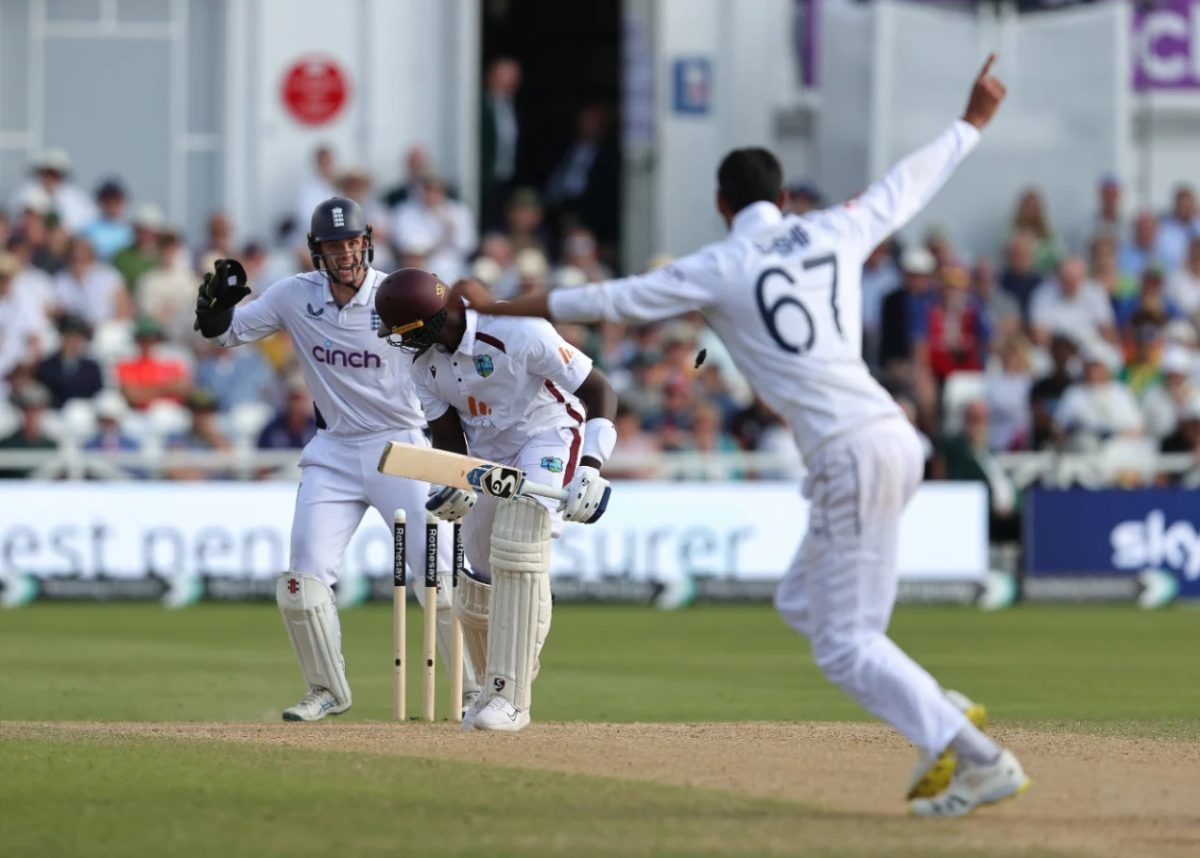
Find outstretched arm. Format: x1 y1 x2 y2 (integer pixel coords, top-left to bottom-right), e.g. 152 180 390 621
449 280 551 319
451 246 721 326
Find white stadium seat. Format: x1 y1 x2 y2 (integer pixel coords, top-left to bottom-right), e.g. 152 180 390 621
91 319 137 367
228 401 275 446
59 398 99 442
145 400 191 440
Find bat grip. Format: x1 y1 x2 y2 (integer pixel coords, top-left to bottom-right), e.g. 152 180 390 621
521 480 570 503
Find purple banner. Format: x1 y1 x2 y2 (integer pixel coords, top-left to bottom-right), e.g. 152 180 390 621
1134 0 1200 91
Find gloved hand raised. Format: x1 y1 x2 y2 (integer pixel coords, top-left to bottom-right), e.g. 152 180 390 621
194 258 250 337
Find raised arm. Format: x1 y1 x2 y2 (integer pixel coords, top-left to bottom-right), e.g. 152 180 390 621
194 258 252 341
830 54 1007 256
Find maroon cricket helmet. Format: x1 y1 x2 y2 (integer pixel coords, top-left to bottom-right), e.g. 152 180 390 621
375 267 452 350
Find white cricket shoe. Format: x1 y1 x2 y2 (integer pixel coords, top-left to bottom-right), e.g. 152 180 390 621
909 749 1031 818
461 691 487 732
282 687 351 722
472 696 530 732
907 689 989 799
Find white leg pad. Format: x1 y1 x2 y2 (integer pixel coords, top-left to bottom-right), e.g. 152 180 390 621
456 574 491 687
276 573 352 706
486 497 550 710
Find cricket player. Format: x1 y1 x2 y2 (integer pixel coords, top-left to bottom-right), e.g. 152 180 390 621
373 267 617 732
193 197 480 721
452 57 1028 814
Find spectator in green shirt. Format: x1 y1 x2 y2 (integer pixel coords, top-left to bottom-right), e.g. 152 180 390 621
0 383 58 478
112 205 163 296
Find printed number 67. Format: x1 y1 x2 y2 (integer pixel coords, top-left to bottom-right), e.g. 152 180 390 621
755 255 842 354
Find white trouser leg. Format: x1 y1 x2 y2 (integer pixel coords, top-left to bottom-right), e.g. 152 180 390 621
774 419 968 757
289 436 371 585
361 429 481 699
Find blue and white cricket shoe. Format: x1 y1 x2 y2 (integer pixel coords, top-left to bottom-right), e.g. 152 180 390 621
282 686 351 722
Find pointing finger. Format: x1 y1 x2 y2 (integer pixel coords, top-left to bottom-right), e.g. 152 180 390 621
978 52 997 80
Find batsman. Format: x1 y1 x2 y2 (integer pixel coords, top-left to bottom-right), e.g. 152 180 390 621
375 268 617 731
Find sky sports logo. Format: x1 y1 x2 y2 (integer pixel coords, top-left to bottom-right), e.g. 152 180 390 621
312 340 382 369
1110 510 1200 580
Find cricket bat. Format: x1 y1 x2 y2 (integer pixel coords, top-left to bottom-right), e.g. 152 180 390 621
377 441 569 503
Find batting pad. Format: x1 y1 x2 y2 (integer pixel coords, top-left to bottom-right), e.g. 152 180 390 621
456 573 491 687
486 497 550 710
276 573 352 706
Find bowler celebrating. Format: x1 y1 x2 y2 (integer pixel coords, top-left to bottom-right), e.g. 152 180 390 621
453 58 1028 815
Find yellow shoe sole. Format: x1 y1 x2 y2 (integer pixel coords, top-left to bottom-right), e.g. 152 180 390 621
906 701 989 800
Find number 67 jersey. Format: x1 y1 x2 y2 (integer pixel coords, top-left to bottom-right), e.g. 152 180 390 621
547 120 982 460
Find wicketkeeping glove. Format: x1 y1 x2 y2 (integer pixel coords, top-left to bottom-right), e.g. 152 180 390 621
426 485 477 522
194 258 251 337
563 465 611 524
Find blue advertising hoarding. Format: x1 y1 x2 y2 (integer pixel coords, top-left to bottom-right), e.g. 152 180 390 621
1026 489 1200 600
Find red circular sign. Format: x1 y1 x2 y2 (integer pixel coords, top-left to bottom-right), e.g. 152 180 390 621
281 56 349 126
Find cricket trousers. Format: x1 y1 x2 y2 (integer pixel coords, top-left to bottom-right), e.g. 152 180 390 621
289 426 480 698
774 416 969 756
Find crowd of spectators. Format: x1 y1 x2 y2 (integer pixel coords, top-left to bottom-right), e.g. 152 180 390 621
4 69 1200 512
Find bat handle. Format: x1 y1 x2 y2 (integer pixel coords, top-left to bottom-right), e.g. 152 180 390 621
521 479 570 503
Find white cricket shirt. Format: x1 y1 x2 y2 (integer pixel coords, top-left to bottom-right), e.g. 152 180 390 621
217 269 425 436
412 309 591 460
549 120 981 459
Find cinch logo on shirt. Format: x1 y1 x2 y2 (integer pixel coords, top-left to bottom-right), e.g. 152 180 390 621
312 340 382 369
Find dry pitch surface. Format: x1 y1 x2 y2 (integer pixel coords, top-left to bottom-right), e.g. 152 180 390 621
8 720 1199 857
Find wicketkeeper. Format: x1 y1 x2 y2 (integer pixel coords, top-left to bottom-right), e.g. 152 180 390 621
193 198 480 722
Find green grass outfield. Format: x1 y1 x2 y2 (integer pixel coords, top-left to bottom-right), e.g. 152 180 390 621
3 603 1198 857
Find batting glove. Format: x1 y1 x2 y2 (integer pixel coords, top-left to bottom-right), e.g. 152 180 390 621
563 465 611 524
426 485 477 522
